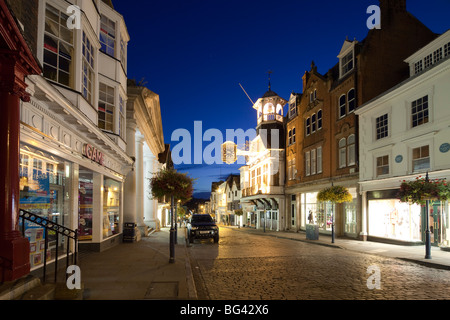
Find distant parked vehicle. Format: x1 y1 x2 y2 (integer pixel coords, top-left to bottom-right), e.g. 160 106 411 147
187 214 219 244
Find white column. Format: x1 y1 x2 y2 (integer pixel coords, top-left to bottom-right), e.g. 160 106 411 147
68 162 79 233
92 172 104 243
68 162 79 254
360 191 368 241
123 119 137 224
135 132 145 228
143 152 159 229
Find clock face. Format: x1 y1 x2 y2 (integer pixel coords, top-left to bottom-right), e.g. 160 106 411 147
222 143 237 164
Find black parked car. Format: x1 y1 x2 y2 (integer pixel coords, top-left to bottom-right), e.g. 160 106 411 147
187 214 219 244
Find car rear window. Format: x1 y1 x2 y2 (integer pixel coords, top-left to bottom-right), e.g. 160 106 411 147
192 215 213 222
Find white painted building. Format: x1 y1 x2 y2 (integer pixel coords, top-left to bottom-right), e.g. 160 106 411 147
20 0 133 253
356 30 450 246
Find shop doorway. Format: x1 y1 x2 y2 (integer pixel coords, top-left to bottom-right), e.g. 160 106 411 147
422 202 447 246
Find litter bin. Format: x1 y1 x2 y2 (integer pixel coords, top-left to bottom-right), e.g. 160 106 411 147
123 222 137 242
306 224 319 240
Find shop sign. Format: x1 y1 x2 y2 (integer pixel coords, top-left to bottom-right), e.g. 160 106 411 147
82 144 104 165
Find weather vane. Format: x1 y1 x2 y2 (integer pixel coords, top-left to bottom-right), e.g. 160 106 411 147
267 70 273 91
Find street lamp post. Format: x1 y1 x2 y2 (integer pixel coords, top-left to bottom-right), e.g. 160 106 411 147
331 206 335 244
425 172 432 260
169 195 175 263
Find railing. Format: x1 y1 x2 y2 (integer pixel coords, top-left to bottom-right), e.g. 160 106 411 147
19 209 78 283
258 113 283 124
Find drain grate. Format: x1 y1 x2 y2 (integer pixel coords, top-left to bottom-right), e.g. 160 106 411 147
145 282 179 299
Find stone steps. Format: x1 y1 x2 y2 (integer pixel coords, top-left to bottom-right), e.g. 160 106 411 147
0 275 84 300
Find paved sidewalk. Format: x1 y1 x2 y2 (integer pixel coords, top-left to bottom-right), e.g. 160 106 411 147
78 227 197 300
225 225 450 270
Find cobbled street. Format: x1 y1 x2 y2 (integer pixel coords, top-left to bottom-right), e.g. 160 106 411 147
188 227 450 300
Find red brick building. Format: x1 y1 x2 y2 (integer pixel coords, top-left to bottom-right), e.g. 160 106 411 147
285 0 437 239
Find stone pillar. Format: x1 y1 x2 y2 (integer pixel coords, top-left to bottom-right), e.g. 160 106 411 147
135 133 145 229
123 119 136 224
0 1 41 281
143 153 158 229
359 191 368 241
0 54 37 282
92 173 104 244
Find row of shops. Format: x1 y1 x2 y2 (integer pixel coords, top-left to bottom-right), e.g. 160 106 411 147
239 185 449 247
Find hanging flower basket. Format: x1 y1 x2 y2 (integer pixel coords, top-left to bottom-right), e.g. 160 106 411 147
149 168 194 203
317 185 353 203
398 176 450 206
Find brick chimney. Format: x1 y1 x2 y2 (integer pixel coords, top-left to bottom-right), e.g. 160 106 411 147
379 0 407 27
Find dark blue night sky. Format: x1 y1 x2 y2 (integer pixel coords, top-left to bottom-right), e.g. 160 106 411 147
113 0 450 198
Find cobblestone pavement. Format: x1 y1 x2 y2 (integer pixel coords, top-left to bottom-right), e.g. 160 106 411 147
188 227 450 300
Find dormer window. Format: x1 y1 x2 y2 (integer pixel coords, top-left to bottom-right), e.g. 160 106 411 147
341 51 354 77
414 61 423 74
289 101 297 119
433 48 443 63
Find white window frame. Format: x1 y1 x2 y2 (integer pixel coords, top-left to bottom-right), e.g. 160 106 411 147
414 60 423 74
347 134 356 166
43 3 74 88
424 53 433 69
98 82 115 132
376 154 390 177
412 145 431 173
339 138 347 168
433 48 443 64
82 31 95 105
375 113 389 140
119 94 125 139
445 42 450 57
317 147 322 174
311 149 316 175
340 51 354 77
305 151 311 176
306 117 311 136
411 95 429 128
100 14 116 57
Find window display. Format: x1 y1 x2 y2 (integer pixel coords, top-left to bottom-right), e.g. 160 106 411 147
78 168 93 240
103 178 120 238
303 192 333 231
368 199 421 242
19 145 71 267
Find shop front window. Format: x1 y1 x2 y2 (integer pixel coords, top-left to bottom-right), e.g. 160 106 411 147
103 178 120 238
368 199 422 242
78 168 93 240
19 145 71 268
304 192 333 231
